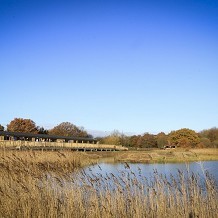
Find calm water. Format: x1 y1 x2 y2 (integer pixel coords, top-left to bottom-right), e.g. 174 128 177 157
83 161 218 183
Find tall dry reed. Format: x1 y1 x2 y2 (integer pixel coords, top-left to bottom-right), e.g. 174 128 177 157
0 150 217 218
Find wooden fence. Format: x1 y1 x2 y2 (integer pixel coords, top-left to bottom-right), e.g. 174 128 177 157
0 140 128 151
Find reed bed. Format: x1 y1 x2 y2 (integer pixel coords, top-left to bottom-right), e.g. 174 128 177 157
0 150 94 176
0 150 217 218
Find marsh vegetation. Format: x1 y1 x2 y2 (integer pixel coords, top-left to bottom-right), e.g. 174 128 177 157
0 150 217 218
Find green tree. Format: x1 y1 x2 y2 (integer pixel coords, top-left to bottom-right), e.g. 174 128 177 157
136 136 145 148
100 130 122 145
0 124 4 131
129 135 140 147
7 118 38 133
199 137 212 148
199 127 218 144
199 127 218 147
168 128 200 148
135 133 157 148
156 132 168 148
49 122 91 138
213 140 218 148
37 127 48 134
141 133 157 148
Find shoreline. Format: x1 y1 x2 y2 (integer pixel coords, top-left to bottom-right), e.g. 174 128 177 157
0 148 217 165
85 148 218 164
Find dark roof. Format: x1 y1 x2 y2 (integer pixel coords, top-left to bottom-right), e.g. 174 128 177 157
0 131 96 142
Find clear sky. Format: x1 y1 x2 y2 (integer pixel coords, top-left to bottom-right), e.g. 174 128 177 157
0 0 218 136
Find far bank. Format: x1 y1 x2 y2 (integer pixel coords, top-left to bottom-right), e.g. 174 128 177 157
85 148 218 163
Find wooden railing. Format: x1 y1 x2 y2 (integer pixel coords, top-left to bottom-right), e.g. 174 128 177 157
0 140 128 151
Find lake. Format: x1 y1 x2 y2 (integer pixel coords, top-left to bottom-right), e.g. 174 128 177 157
82 161 218 183
49 160 218 218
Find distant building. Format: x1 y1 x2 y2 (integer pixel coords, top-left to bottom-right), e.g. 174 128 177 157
0 131 96 144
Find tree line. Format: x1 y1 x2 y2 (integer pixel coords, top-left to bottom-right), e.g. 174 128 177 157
99 128 218 148
0 118 91 138
0 118 218 148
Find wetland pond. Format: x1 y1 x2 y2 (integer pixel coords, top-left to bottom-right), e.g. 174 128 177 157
81 161 218 184
51 161 218 194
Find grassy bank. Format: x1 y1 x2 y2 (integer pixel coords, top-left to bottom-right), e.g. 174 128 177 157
85 148 218 163
0 149 217 217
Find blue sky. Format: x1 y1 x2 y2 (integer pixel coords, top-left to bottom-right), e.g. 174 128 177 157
1 0 218 136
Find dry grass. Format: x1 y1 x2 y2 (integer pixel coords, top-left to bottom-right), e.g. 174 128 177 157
112 148 218 163
0 150 95 176
0 149 218 218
